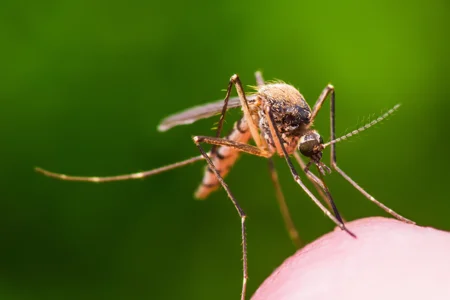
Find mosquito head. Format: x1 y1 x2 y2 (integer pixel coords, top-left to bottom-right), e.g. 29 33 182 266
298 130 324 162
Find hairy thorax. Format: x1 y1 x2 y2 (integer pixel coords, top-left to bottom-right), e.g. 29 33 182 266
251 83 312 156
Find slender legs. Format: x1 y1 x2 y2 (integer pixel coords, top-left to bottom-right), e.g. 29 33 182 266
264 106 355 237
193 137 248 300
267 158 302 249
35 155 205 182
229 75 267 150
189 74 270 300
194 139 304 249
311 85 414 224
193 136 271 158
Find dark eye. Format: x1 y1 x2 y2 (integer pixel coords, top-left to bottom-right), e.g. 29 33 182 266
298 131 323 158
299 139 316 157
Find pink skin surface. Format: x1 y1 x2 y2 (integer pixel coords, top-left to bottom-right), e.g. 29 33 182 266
252 217 450 300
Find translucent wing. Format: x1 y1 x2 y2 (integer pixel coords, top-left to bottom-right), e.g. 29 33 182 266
158 95 256 132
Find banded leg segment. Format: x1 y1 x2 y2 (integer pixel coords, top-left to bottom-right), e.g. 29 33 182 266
192 136 248 300
312 85 414 224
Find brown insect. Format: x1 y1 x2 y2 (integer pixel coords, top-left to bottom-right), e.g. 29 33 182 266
36 71 414 300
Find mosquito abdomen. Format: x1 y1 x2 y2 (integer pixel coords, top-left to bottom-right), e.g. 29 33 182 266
195 118 251 199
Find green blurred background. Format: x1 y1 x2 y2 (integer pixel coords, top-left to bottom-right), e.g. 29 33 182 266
1 0 449 299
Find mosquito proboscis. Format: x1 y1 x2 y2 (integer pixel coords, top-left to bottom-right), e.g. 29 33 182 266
36 71 414 300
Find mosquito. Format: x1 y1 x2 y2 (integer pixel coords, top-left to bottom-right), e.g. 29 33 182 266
36 71 414 300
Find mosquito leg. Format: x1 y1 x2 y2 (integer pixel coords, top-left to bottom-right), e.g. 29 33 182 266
267 158 302 249
192 137 248 300
213 74 267 152
193 136 271 158
210 72 263 153
332 164 414 224
322 86 415 224
310 84 335 122
35 155 205 182
210 77 235 155
263 107 355 238
230 74 267 150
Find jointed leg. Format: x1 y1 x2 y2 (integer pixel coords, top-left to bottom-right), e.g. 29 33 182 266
193 137 249 300
267 158 302 249
211 73 264 154
314 85 414 224
194 136 271 158
36 78 252 183
264 106 355 237
229 74 267 151
211 77 236 155
310 84 335 122
332 163 414 223
35 155 205 182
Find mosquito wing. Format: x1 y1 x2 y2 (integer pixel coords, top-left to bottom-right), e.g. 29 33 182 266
158 95 256 132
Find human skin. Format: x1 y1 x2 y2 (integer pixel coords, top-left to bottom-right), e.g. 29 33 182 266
251 217 450 300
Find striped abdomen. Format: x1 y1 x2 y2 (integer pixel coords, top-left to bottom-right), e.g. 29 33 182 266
195 118 251 199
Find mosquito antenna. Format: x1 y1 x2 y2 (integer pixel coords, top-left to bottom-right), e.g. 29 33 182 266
35 155 204 182
323 104 400 149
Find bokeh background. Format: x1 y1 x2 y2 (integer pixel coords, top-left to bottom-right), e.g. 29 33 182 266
1 0 449 299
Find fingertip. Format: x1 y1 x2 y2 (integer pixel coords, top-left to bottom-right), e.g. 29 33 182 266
252 217 450 300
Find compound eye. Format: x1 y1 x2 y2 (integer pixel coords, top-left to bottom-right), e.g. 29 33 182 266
298 132 323 157
299 139 316 157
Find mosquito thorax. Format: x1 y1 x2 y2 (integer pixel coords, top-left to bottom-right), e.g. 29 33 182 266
257 83 312 134
256 83 312 155
299 130 324 161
